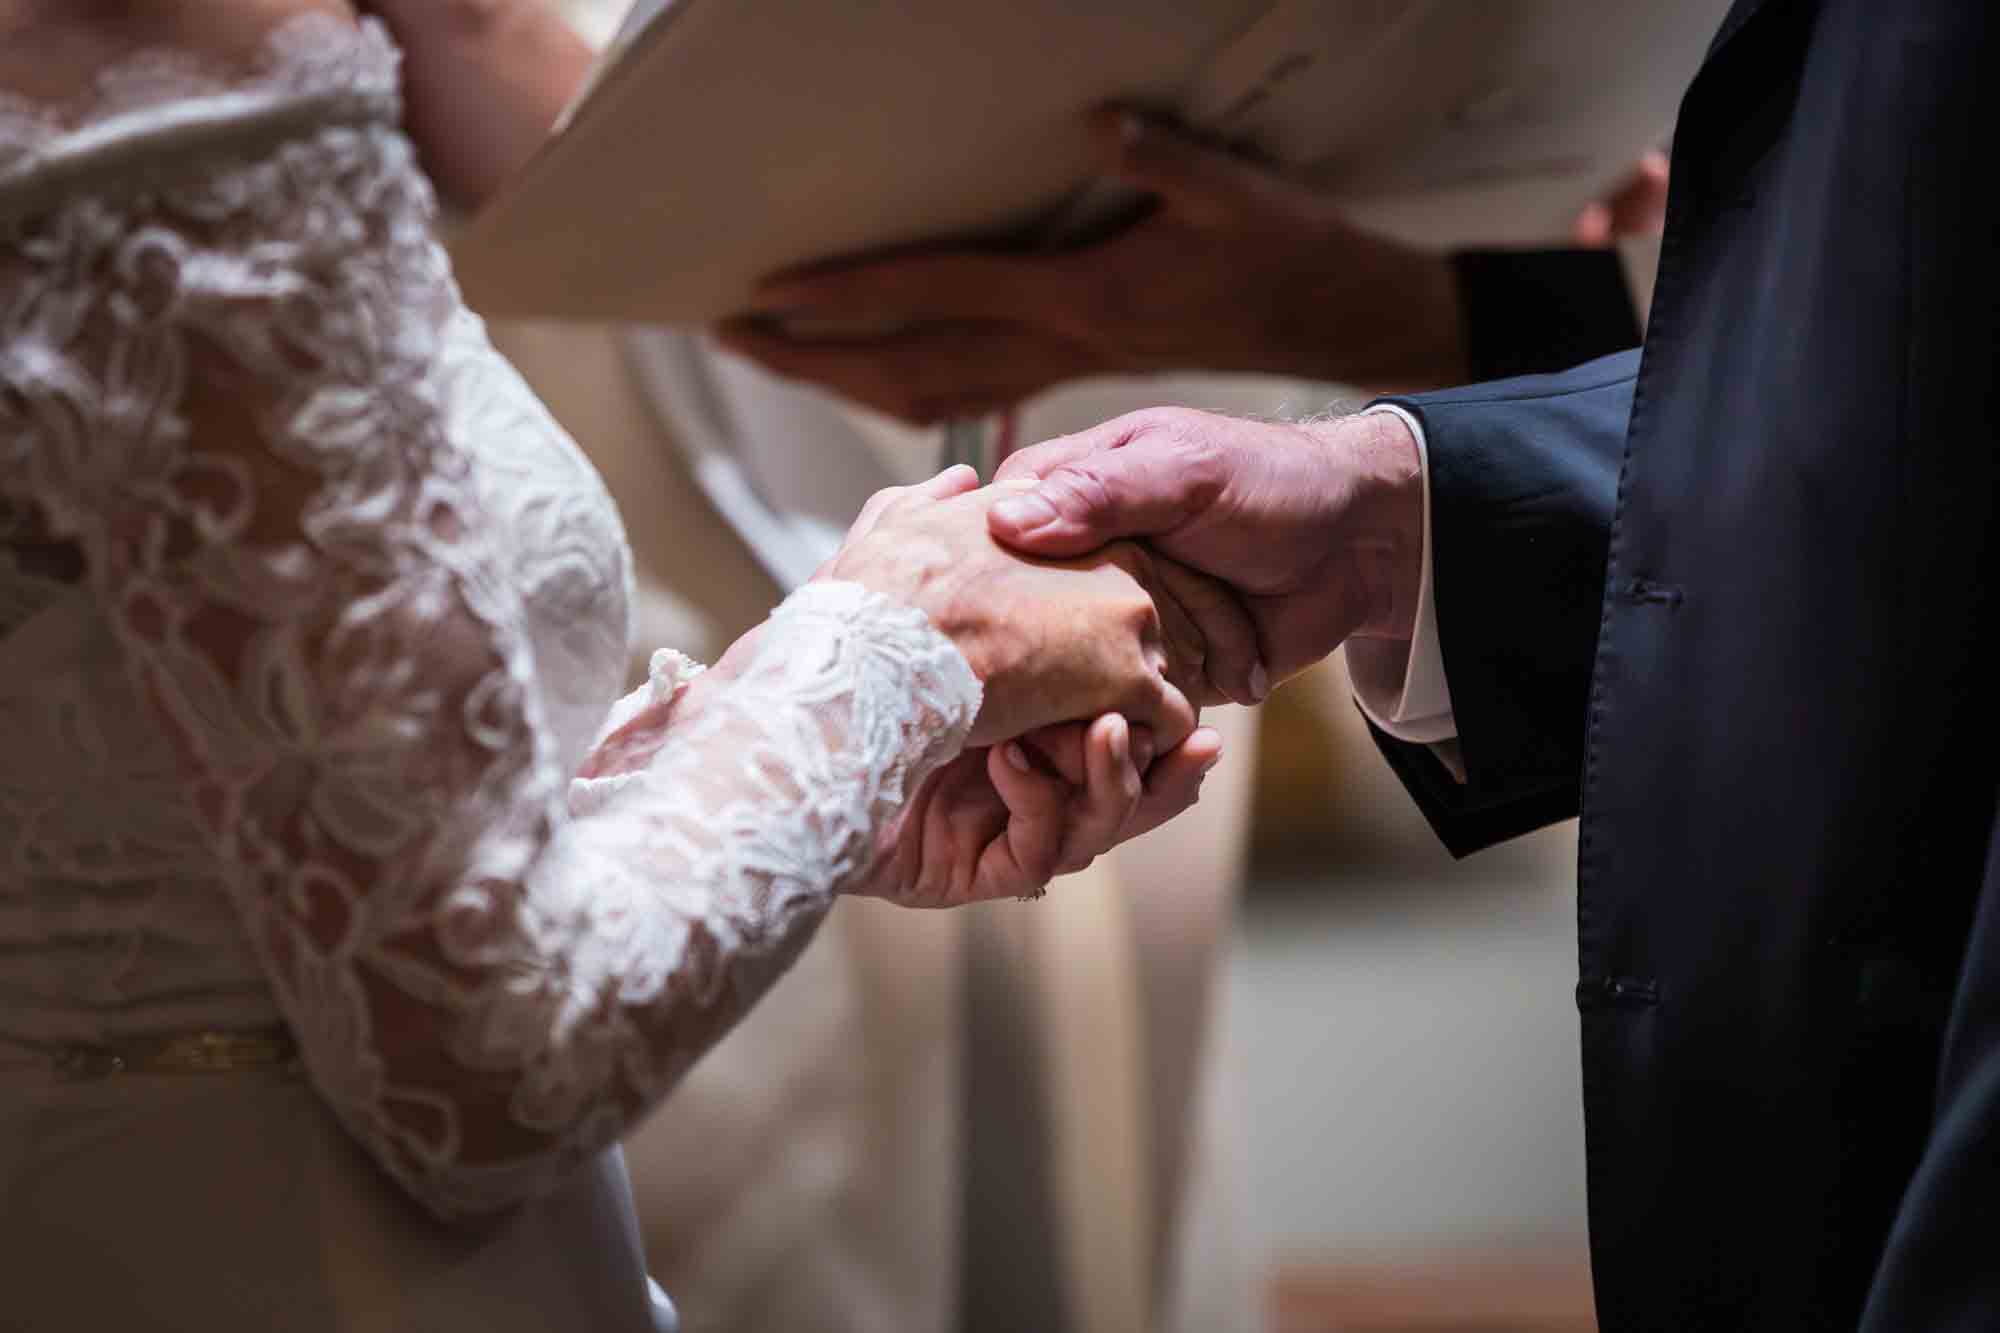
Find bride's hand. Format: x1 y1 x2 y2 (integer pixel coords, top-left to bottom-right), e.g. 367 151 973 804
857 713 1225 907
826 466 1244 903
820 467 1256 749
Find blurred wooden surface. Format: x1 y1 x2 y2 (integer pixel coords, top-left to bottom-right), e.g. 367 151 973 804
1270 1249 1597 1333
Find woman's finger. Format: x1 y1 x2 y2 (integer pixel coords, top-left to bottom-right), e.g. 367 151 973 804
1019 722 1091 784
890 463 983 516
982 712 1144 895
978 741 1073 899
840 464 980 549
1119 726 1225 844
1113 666 1198 758
1053 712 1146 873
841 482 913 545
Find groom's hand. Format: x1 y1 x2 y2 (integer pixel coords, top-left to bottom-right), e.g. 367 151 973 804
988 407 1427 702
822 469 1265 748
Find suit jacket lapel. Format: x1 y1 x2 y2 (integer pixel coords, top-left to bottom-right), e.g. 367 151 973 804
1677 0 1806 134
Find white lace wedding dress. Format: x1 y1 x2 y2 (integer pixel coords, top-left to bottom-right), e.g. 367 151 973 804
0 16 980 1331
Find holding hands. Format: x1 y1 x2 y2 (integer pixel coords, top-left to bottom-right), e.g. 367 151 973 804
702 110 1663 905
586 410 1423 909
990 407 1426 698
789 403 1431 906
812 464 1242 906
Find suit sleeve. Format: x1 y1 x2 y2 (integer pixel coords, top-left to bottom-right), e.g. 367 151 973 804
1365 350 1639 857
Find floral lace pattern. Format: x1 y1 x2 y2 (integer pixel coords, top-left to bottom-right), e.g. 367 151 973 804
0 13 400 176
0 15 978 1217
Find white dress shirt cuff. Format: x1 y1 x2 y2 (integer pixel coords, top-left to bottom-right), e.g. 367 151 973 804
1342 404 1459 746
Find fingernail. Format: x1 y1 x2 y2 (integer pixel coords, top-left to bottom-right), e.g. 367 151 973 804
1249 662 1270 703
1004 742 1031 773
992 493 1058 532
1110 717 1131 767
1131 730 1156 771
1200 752 1223 775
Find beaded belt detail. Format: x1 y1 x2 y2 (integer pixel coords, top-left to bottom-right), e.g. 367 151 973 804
39 1027 301 1080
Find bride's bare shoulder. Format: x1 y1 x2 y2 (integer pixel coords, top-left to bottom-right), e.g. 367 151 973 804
0 0 356 107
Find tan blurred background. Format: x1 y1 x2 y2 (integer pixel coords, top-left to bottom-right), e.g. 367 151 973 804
1237 661 1592 1332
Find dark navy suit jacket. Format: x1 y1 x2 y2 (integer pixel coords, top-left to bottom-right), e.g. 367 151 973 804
1372 1 1999 1328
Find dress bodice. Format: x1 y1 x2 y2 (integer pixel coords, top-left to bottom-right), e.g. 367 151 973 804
0 9 977 1262
0 15 635 1056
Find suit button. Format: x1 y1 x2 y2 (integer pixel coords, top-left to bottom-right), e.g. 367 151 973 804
1576 976 1659 1010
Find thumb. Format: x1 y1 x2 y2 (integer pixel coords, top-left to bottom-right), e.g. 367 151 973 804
1096 110 1288 228
988 412 1222 557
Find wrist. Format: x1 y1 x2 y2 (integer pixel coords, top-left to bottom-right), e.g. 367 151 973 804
818 535 980 649
1306 410 1425 642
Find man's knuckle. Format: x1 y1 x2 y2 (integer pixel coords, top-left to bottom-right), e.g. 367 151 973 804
1115 590 1158 635
1046 464 1114 519
1174 437 1232 510
1125 668 1169 715
1121 407 1181 439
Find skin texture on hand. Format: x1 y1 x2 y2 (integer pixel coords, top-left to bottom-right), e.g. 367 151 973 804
987 408 1426 702
717 111 1469 424
558 461 1234 906
855 712 1223 908
820 467 1259 750
815 465 1233 904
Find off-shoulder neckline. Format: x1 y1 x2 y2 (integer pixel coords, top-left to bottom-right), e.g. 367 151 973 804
0 13 401 198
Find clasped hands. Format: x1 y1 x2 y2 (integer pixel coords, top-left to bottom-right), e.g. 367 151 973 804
703 108 1663 907
826 404 1424 909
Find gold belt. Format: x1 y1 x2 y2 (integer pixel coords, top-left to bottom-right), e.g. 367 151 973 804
36 1027 300 1080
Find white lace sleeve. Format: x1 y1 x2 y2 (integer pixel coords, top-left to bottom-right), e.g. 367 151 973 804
0 73 978 1214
